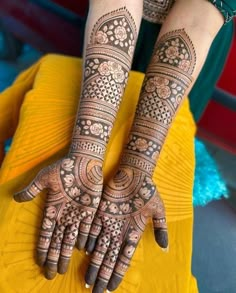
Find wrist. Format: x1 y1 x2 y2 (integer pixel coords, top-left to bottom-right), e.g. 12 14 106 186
120 151 156 177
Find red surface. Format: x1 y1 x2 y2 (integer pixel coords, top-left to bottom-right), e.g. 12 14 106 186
198 20 236 153
197 101 236 154
217 22 236 95
51 0 88 16
0 0 89 56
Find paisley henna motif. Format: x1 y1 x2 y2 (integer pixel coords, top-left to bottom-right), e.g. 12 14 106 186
143 0 175 24
85 29 196 292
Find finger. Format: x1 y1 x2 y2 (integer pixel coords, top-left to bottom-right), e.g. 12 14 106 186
152 196 168 249
92 238 121 293
36 205 58 267
14 169 47 202
44 224 65 279
86 216 102 253
57 221 80 275
76 214 93 250
85 231 110 286
107 229 141 292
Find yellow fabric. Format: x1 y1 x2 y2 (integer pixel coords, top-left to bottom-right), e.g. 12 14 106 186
0 55 198 293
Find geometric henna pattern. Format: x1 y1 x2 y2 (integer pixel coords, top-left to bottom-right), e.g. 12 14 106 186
85 29 196 292
14 8 139 282
85 167 167 292
143 0 175 24
14 155 103 280
70 7 137 161
122 29 196 175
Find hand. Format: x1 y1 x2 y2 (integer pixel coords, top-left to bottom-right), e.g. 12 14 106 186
14 155 103 279
84 166 168 293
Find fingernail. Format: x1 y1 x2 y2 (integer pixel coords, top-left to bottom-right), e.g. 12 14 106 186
85 283 90 289
161 245 169 253
85 251 90 255
106 290 111 293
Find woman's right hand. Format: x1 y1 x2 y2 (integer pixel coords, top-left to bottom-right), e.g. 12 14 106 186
14 154 103 279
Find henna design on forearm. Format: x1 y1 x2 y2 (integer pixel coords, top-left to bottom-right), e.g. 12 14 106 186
122 29 196 175
70 7 137 161
143 0 175 24
14 7 139 281
84 29 196 292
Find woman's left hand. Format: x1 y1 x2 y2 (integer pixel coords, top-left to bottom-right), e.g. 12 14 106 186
84 166 168 293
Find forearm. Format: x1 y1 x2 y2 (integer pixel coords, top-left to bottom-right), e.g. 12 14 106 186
121 0 224 174
69 0 143 162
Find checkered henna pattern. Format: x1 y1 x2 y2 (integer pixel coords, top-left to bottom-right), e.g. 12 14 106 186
85 29 196 293
14 7 138 280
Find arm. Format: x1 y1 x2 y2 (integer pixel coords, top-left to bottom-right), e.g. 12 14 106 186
85 0 224 292
14 0 143 279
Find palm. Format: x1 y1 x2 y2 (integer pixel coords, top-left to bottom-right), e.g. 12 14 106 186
85 166 168 293
14 155 103 279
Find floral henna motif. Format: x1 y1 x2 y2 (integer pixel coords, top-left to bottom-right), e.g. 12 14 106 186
85 29 196 292
14 7 139 282
85 167 167 292
70 7 137 161
143 0 175 24
123 29 196 175
14 155 103 279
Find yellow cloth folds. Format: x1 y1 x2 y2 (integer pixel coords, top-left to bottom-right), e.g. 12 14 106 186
0 55 198 292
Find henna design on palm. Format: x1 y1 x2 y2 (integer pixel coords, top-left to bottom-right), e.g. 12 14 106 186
85 167 167 293
143 0 175 24
84 29 196 292
14 7 138 280
14 155 103 279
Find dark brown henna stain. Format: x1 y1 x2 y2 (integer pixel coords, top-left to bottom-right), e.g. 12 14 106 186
14 7 139 280
85 29 196 292
143 0 175 24
70 7 137 161
122 29 196 175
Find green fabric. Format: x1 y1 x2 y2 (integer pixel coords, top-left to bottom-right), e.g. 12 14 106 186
189 21 233 120
208 0 236 22
132 19 234 121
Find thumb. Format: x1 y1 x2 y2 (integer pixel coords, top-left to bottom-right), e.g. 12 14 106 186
14 169 48 202
152 196 168 249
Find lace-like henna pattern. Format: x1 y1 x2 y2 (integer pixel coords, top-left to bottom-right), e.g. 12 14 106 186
143 0 175 24
85 29 196 292
85 167 167 291
71 7 137 161
14 7 139 281
17 156 102 272
122 29 196 175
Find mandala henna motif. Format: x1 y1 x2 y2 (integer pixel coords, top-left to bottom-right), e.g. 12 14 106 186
14 7 138 280
143 0 175 24
85 29 196 292
85 168 167 292
15 156 103 278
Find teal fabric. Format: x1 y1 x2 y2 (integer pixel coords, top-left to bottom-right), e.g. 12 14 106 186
189 20 233 120
208 0 236 22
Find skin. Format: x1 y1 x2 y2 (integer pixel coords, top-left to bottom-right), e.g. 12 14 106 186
143 0 175 24
14 0 224 291
14 0 143 280
84 0 224 292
